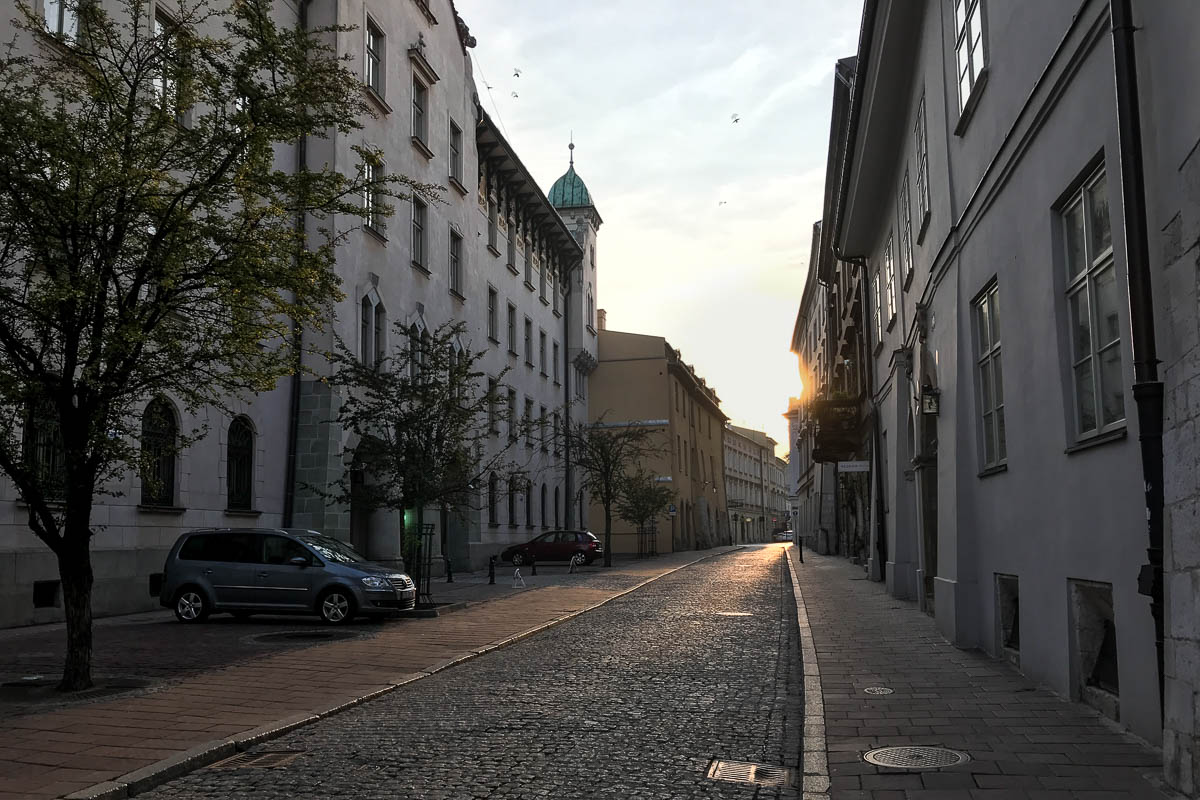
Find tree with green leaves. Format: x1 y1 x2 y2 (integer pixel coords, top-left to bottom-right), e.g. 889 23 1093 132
325 320 533 597
615 466 674 555
0 0 433 690
567 419 665 567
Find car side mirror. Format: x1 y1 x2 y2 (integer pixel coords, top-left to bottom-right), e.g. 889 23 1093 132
289 556 309 568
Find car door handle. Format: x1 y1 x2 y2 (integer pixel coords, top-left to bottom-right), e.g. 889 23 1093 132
204 569 214 575
257 571 269 578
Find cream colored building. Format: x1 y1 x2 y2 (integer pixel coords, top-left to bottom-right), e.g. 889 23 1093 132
723 426 779 543
588 330 728 554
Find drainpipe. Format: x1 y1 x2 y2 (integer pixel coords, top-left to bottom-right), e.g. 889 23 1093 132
283 0 313 528
563 258 576 530
1109 0 1164 720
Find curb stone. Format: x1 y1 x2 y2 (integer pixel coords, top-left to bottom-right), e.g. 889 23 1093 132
63 545 743 800
786 545 830 800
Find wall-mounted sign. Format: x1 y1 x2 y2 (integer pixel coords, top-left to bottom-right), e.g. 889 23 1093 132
837 460 870 473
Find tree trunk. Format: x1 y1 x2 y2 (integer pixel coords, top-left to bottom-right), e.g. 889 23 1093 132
57 525 94 691
603 505 612 568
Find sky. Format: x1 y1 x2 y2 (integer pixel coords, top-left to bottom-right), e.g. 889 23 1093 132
456 1 864 458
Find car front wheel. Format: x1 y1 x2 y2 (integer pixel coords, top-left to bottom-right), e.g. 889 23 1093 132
174 587 209 623
318 589 355 625
511 552 525 566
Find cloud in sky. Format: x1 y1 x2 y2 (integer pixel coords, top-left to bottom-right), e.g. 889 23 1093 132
457 0 864 457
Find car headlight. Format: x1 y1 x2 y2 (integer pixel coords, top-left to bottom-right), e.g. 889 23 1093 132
361 576 390 590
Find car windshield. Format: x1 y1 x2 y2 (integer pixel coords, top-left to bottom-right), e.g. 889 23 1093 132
297 535 370 565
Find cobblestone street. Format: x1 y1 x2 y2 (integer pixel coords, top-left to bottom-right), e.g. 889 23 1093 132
141 546 802 800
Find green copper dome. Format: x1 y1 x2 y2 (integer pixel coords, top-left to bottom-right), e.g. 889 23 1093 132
548 143 594 208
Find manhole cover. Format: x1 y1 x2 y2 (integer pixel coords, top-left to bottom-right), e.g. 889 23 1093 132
707 759 793 787
248 630 361 645
863 686 894 695
863 747 970 770
210 751 303 769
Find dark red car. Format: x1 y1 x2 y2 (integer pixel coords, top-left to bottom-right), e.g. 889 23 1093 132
501 530 602 566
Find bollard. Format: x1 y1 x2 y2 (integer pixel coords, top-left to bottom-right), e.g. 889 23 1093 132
445 556 453 583
530 554 537 576
488 555 496 585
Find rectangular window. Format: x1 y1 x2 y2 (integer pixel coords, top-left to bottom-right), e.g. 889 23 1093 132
539 330 547 375
524 399 534 447
915 94 930 225
487 195 498 251
449 120 463 183
365 18 384 96
1063 167 1123 436
900 170 914 287
955 0 986 112
553 412 561 455
552 342 560 384
487 287 498 341
507 389 518 442
524 238 533 283
487 379 499 435
44 0 77 37
412 75 427 142
872 269 883 345
539 262 547 299
411 197 425 266
506 303 517 354
552 271 560 313
523 318 533 366
507 224 516 268
539 406 548 451
154 12 181 119
974 282 1005 467
449 228 463 295
883 234 896 323
363 160 383 233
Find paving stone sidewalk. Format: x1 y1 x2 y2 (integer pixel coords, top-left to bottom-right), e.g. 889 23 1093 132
793 549 1172 800
0 547 736 800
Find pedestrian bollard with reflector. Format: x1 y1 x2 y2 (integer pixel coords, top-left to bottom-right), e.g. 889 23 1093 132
488 555 496 585
512 568 526 588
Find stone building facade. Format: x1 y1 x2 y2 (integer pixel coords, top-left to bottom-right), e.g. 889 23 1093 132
588 330 728 554
723 425 778 543
806 0 1200 776
0 0 598 626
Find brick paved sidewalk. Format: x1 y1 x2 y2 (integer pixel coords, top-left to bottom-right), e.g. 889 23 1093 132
0 547 736 800
792 549 1171 800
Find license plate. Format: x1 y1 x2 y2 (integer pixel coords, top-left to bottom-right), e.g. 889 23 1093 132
399 589 415 599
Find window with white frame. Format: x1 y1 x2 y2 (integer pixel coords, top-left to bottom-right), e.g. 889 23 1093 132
524 236 532 280
153 11 183 121
449 228 463 295
539 260 547 299
411 197 425 266
552 341 560 384
363 159 383 233
915 94 930 225
487 287 498 342
506 303 516 354
360 297 386 367
954 0 986 112
900 169 914 287
365 18 384 97
539 330 547 375
487 194 498 252
883 234 896 324
523 317 533 366
411 75 427 143
973 282 1005 467
871 269 883 346
539 406 548 451
506 219 516 267
44 0 77 37
1062 167 1124 436
449 120 463 183
487 379 499 435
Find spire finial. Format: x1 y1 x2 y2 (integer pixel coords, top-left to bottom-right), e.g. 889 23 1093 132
568 132 574 167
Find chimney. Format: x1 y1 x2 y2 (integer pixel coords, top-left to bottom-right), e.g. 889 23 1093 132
597 308 607 330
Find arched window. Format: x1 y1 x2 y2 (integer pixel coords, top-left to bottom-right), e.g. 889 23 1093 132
488 472 498 525
361 296 386 367
525 480 532 527
373 302 386 367
540 484 547 528
554 486 561 528
141 398 178 506
227 416 254 510
586 284 595 328
360 297 371 363
408 324 422 380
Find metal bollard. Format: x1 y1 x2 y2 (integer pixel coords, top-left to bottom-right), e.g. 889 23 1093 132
530 555 537 576
445 556 453 583
488 555 496 585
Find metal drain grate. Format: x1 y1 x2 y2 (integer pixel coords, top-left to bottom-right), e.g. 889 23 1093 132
863 746 969 770
210 751 303 770
707 759 793 787
863 686 895 695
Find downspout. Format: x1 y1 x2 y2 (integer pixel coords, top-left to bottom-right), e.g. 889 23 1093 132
283 0 313 528
1109 0 1164 719
563 258 576 530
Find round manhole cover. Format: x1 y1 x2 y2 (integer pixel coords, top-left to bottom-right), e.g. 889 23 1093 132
249 630 361 644
863 686 894 695
863 747 970 770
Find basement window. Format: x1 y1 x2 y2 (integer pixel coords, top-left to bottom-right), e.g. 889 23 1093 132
1069 579 1120 722
995 573 1020 667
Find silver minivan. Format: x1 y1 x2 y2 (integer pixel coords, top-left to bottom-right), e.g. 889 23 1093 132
160 528 416 625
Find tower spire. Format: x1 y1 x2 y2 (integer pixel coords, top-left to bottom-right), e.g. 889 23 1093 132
568 132 574 167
